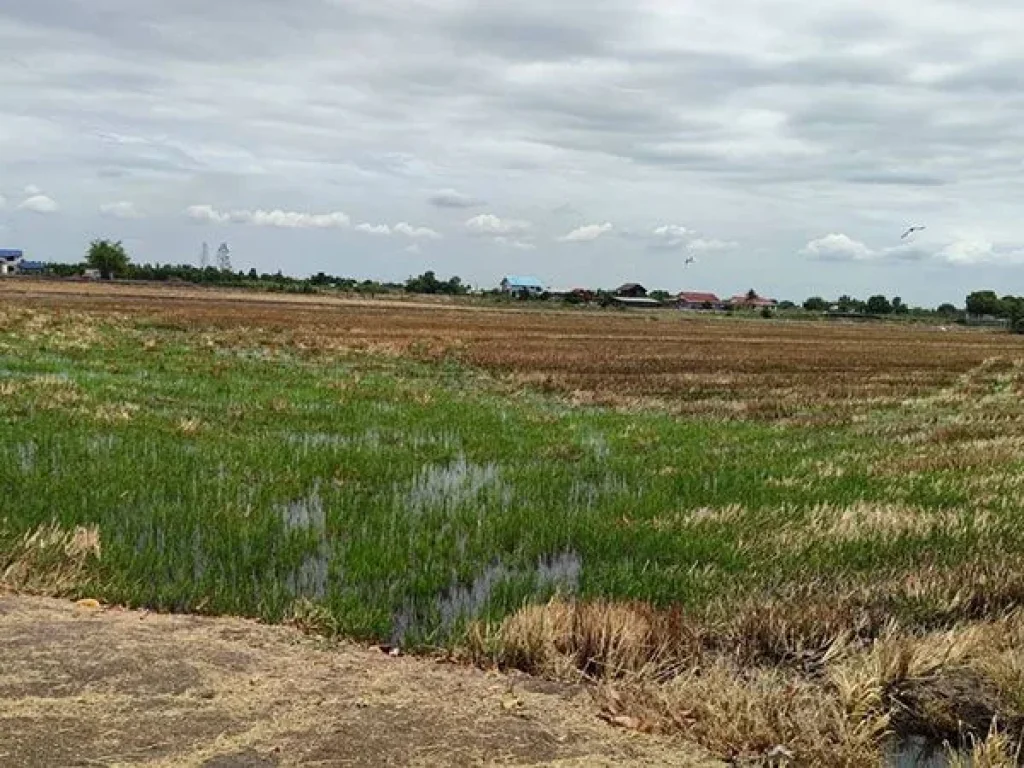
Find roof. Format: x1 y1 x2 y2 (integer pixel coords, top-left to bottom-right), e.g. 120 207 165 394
616 283 645 292
0 249 23 261
612 296 662 306
502 275 544 288
18 261 46 270
729 295 776 306
678 292 720 303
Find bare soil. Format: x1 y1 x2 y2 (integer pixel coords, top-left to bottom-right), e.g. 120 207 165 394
0 596 715 767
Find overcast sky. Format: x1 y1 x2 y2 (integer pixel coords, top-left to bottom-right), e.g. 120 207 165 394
4 1 1024 304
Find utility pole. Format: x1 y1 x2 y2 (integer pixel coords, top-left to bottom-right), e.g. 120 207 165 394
217 242 231 271
200 242 209 269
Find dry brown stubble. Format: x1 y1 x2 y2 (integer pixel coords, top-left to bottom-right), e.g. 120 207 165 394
5 281 1024 423
1 522 101 595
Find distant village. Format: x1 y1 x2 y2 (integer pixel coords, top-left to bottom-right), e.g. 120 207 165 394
498 275 776 311
1 247 974 320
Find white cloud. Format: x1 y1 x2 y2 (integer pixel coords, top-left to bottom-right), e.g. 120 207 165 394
245 209 350 229
186 205 350 229
17 194 59 214
559 223 614 243
429 189 482 209
936 238 1024 266
649 224 696 249
494 236 536 250
465 214 532 235
800 232 1024 267
23 185 41 196
653 225 692 239
687 238 738 254
100 201 142 219
355 222 392 235
394 222 441 240
801 234 876 262
185 205 230 224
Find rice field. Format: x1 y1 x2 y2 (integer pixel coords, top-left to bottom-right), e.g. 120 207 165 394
4 283 1024 764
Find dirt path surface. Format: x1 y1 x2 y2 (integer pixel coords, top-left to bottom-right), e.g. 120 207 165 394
0 597 714 767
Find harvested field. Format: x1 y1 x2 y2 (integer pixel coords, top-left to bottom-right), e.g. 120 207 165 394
4 280 1024 765
3 279 1019 423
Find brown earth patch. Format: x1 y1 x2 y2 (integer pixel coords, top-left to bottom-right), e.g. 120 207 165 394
0 596 716 767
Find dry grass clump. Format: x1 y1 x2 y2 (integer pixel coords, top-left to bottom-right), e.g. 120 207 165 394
1 521 101 595
597 661 888 766
471 589 1024 764
949 725 1022 768
770 502 991 548
468 600 702 680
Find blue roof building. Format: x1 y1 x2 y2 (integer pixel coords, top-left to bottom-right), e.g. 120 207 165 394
18 261 46 273
0 249 23 262
500 275 545 294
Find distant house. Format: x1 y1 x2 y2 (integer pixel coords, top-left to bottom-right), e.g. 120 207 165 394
0 249 23 276
615 283 647 298
83 268 102 280
612 296 662 309
728 294 777 310
17 261 47 275
677 291 723 310
500 275 545 297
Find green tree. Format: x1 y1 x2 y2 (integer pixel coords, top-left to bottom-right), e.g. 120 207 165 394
803 296 829 312
966 290 1003 317
837 295 863 313
649 290 671 302
86 239 130 279
865 295 893 315
891 296 910 315
936 302 959 317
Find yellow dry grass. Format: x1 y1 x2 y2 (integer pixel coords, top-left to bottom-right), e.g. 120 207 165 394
1 522 101 595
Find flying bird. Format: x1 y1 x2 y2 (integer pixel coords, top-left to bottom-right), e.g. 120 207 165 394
684 256 697 266
901 226 926 240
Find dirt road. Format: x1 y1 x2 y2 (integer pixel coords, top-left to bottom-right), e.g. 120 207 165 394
0 596 712 767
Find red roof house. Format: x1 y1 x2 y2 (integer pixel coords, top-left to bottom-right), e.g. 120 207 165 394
677 291 723 309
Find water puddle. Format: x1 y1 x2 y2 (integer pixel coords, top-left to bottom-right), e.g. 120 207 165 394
278 487 331 600
401 455 507 515
86 434 120 453
580 431 610 460
391 550 582 644
885 736 952 767
15 441 36 473
569 474 632 511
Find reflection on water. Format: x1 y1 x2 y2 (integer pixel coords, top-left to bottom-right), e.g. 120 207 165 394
581 431 610 460
278 488 330 600
15 441 36 473
402 455 507 515
391 550 583 645
885 736 952 768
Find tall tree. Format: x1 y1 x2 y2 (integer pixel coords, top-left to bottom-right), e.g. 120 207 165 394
865 295 893 315
86 239 130 279
966 290 1003 317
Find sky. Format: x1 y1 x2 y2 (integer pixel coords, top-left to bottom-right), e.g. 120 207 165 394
4 1 1024 305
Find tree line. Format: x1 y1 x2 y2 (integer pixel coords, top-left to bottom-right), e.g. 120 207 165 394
49 240 469 297
29 241 1009 324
